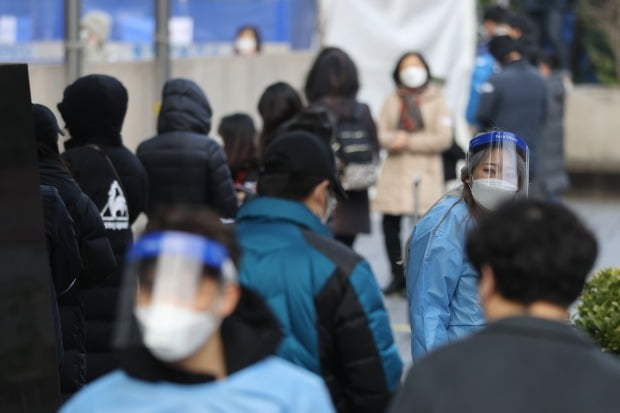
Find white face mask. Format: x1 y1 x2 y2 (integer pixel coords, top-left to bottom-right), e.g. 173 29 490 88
470 178 518 210
134 303 221 362
322 191 338 224
235 37 257 55
399 67 428 88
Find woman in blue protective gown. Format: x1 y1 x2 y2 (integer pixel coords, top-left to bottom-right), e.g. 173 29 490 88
407 131 530 362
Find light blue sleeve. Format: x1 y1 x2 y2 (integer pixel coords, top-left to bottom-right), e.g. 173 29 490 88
408 230 463 361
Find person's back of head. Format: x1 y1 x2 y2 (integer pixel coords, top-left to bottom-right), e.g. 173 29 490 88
466 199 597 319
257 131 346 220
32 103 65 160
58 74 128 145
279 104 335 146
218 113 257 173
157 78 213 135
304 47 360 103
488 35 521 65
257 82 303 153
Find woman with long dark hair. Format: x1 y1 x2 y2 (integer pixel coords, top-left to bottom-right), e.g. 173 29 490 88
406 131 529 361
257 82 303 158
304 47 379 248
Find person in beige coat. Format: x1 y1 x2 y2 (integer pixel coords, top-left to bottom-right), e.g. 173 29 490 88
373 51 453 295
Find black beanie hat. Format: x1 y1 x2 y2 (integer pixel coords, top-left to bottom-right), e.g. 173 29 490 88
489 35 518 64
58 74 128 145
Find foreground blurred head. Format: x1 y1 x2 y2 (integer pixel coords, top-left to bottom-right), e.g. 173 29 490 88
466 199 598 321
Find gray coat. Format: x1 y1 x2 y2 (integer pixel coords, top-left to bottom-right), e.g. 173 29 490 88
539 72 569 196
389 316 620 413
476 59 547 175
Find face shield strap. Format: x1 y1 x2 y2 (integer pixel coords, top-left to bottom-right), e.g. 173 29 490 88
128 231 236 283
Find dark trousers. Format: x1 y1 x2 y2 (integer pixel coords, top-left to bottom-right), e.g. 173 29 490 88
335 234 356 248
382 214 405 283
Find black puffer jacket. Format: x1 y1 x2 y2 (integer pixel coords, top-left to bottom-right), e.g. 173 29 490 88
40 184 82 371
137 78 237 218
39 158 116 396
59 74 148 384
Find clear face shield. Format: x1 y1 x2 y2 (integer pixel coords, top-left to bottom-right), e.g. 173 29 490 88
115 231 237 362
466 131 529 210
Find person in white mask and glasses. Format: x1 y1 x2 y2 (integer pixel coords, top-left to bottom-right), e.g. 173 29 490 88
406 130 529 362
61 207 334 412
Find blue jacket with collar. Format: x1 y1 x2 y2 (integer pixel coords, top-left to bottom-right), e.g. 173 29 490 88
235 197 402 413
407 195 485 362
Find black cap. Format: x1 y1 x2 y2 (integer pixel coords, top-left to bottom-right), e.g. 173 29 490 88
32 103 65 144
262 131 347 199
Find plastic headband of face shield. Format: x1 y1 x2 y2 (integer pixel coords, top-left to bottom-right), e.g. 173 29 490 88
468 131 529 159
127 231 237 284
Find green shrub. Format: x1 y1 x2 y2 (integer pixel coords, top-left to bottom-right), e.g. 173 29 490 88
574 267 620 354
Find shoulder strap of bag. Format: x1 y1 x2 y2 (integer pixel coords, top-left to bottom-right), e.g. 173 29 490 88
86 144 127 196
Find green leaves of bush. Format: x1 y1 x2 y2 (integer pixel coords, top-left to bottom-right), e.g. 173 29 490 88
575 267 620 354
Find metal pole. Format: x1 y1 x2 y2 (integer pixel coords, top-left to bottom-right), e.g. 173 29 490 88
65 0 82 84
155 0 171 93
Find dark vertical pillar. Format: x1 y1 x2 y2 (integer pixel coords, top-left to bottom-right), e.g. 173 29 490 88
65 0 82 84
155 0 171 93
0 64 61 411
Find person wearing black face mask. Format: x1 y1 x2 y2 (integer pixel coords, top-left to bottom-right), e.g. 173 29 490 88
476 35 548 190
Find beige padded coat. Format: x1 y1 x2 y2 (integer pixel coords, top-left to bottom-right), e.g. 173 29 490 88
372 84 453 216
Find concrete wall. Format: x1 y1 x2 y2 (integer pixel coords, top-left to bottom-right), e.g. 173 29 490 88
27 56 620 173
28 52 315 152
565 86 620 173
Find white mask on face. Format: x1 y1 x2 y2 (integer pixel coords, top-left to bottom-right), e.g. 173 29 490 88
235 37 257 55
134 303 221 362
322 191 338 224
399 67 428 88
470 178 518 210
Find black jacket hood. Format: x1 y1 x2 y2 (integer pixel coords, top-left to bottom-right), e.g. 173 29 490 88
119 286 282 384
58 74 128 147
157 78 212 135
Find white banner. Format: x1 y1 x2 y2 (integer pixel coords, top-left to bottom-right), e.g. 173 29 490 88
321 0 477 146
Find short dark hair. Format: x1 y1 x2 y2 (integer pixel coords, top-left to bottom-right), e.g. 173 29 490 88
144 206 240 266
256 173 323 202
483 5 509 24
391 51 432 88
304 47 360 102
218 112 258 173
466 200 598 307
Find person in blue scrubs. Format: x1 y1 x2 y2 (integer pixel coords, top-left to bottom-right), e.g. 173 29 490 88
61 207 334 413
407 131 530 362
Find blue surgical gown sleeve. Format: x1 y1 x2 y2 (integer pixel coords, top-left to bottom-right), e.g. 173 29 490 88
408 230 463 361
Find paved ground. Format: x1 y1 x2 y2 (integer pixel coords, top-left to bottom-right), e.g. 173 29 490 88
353 195 620 368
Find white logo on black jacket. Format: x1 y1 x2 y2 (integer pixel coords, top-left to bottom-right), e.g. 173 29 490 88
101 180 129 230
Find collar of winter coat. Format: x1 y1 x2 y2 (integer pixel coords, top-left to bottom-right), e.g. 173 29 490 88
64 134 122 149
482 315 594 348
157 78 212 135
119 287 282 384
236 196 332 238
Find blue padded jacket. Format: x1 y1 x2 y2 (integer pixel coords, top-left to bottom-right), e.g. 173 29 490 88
236 197 402 413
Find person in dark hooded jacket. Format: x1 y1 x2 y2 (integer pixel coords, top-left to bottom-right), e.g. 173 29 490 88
33 103 117 397
137 78 238 219
57 74 148 384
